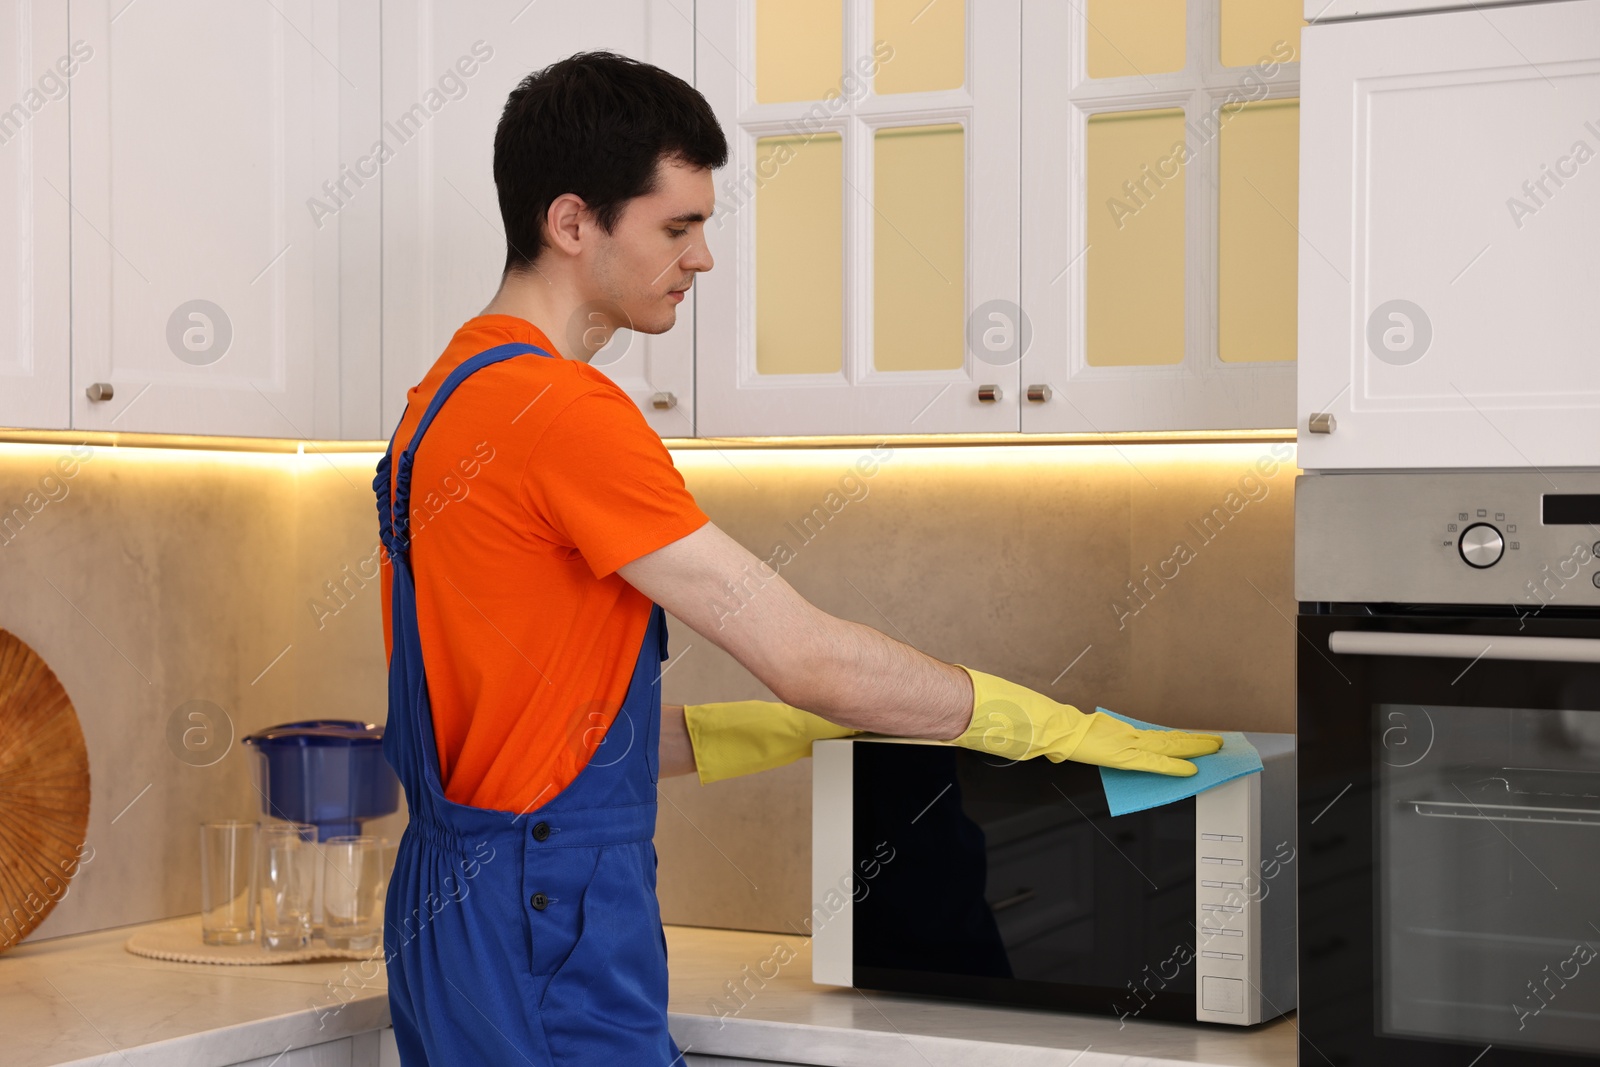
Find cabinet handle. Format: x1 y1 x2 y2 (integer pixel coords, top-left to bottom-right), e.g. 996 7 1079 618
1308 412 1336 434
86 382 114 402
1026 384 1052 403
977 385 1003 403
650 392 677 410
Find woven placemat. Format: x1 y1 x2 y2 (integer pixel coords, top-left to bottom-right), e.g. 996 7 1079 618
125 914 377 965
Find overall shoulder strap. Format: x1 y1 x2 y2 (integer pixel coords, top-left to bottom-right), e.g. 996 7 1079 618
376 342 555 562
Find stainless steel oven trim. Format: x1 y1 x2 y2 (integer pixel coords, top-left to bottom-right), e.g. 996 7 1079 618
1329 630 1600 663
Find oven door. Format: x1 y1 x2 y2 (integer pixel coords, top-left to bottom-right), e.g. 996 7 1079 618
1299 607 1600 1066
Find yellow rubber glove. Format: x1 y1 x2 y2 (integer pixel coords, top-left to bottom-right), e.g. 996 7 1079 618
949 666 1223 776
683 700 860 785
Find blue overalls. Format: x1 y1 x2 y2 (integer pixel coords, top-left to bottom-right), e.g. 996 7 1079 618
375 342 681 1066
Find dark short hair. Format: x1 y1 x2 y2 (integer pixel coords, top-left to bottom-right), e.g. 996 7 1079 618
493 51 728 274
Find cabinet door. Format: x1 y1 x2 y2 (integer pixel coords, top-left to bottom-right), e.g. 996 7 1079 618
1298 0 1600 469
230 1037 352 1067
68 0 380 439
1306 0 1503 18
0 0 71 430
1020 0 1300 434
695 0 1022 437
379 0 695 439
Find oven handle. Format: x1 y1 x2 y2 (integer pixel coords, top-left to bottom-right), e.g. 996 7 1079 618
1328 630 1600 664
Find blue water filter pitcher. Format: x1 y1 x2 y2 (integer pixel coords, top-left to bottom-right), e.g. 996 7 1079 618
242 720 400 841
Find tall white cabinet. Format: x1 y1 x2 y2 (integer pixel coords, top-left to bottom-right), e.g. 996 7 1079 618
378 0 696 439
1297 0 1600 469
0 0 71 430
66 0 382 439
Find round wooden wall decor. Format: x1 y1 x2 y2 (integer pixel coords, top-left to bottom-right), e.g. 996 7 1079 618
0 629 91 953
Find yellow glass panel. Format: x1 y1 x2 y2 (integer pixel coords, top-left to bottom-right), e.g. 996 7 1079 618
756 0 842 103
874 0 965 94
1218 99 1298 363
1086 109 1186 367
1086 0 1185 79
874 124 965 372
1220 0 1306 66
756 133 843 375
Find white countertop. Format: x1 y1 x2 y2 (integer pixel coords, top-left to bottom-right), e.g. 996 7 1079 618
0 919 1296 1067
664 926 1297 1067
0 920 389 1066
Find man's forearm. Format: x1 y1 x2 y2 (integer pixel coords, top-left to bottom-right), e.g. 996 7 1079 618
658 703 697 777
619 523 975 744
773 614 973 741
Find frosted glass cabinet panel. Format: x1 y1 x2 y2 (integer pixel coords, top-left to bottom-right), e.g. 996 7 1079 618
874 0 965 94
1085 109 1186 368
1220 0 1305 67
697 0 1020 437
1085 0 1185 79
756 0 843 104
1020 0 1298 433
1218 99 1298 364
873 124 965 373
755 133 844 376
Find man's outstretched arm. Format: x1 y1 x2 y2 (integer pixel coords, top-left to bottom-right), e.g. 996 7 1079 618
620 522 973 741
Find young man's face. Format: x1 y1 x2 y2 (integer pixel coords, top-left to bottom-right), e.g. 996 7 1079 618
587 156 716 338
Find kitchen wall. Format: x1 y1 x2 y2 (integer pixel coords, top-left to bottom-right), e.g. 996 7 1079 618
0 436 1296 943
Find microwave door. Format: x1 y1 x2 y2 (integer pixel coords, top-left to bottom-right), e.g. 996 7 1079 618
813 739 1204 1023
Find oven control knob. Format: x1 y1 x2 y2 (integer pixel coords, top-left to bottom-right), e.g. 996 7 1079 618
1459 523 1504 568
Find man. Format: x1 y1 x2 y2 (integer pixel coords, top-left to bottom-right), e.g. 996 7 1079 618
377 51 1221 1066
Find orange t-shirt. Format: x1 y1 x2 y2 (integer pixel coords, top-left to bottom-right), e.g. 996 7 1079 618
379 314 709 813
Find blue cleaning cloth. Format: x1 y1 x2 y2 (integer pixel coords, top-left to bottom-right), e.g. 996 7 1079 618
1096 708 1262 817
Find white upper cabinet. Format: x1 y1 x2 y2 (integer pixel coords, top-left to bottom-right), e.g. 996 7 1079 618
1298 0 1600 469
1306 0 1522 18
0 0 71 430
67 0 381 439
379 0 695 440
1020 0 1302 434
695 0 1022 437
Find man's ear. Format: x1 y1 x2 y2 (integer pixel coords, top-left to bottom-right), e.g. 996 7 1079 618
544 192 589 257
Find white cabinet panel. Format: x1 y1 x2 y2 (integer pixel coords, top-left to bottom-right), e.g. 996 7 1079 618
0 0 71 429
1298 0 1600 468
67 0 380 439
695 0 1022 437
230 1036 352 1067
379 0 695 439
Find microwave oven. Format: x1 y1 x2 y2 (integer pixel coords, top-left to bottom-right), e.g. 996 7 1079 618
811 734 1296 1025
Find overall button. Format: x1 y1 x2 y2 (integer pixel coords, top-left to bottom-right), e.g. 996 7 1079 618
531 821 550 841
530 892 549 911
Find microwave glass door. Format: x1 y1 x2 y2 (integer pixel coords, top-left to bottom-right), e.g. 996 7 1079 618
850 743 1199 1021
1300 609 1600 1066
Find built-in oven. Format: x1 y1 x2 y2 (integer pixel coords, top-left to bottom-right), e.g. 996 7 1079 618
1297 472 1600 1066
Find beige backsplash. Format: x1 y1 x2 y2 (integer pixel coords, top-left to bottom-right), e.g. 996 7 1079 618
0 437 1295 943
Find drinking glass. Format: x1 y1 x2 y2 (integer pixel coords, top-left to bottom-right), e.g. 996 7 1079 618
321 835 385 950
200 820 257 946
258 821 316 950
